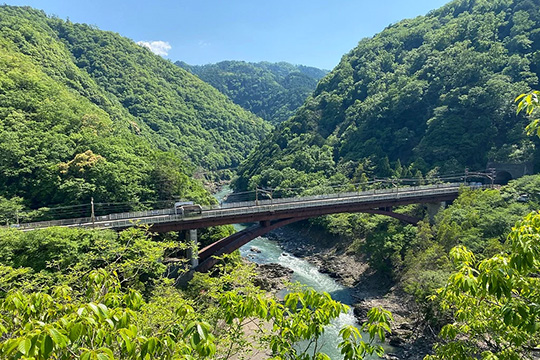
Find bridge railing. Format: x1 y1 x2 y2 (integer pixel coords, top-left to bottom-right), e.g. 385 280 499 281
11 183 491 231
202 183 466 219
218 183 463 209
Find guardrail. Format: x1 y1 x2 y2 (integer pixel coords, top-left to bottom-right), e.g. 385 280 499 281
9 183 488 231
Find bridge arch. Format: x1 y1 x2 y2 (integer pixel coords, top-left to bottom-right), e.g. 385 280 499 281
194 208 420 272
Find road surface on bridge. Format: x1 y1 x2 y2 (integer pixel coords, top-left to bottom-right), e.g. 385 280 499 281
13 183 474 232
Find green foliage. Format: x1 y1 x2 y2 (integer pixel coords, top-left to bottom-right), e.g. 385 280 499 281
364 221 417 273
0 5 269 214
399 178 538 319
424 91 540 358
503 173 540 205
298 177 540 333
51 20 270 170
0 196 24 225
0 226 179 294
0 227 393 360
269 290 349 359
434 188 532 254
516 90 540 136
196 261 392 360
197 225 235 248
339 307 393 360
425 212 540 360
236 0 539 191
0 272 387 360
0 269 219 360
178 60 328 125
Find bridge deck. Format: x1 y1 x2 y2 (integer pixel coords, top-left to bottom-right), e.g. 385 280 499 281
11 183 476 232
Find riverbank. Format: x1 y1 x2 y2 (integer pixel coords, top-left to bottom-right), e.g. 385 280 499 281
266 223 435 360
202 179 231 194
214 185 433 359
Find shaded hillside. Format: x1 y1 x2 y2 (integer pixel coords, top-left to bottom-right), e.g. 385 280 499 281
177 61 328 125
0 6 269 212
52 23 270 170
236 0 540 190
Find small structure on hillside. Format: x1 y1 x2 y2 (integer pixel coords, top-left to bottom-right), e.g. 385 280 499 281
486 161 534 184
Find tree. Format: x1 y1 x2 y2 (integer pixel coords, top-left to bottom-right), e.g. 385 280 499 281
0 269 219 360
0 196 24 225
425 212 540 360
426 91 540 359
516 90 540 136
0 251 393 360
0 225 393 360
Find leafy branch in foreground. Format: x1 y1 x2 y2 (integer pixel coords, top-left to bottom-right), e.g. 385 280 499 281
0 269 216 360
516 91 540 137
425 211 540 360
0 266 393 360
339 307 393 360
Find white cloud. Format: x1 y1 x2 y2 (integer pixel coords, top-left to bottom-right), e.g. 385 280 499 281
198 40 210 48
136 40 172 56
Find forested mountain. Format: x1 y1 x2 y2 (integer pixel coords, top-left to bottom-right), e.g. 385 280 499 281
0 6 269 213
236 0 540 191
176 61 328 125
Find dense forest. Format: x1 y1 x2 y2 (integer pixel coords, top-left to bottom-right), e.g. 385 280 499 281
2 0 540 359
176 61 328 125
228 0 540 357
0 5 269 217
0 224 395 359
236 0 540 191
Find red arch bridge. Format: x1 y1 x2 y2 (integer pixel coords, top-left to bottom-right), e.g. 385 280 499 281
14 183 491 272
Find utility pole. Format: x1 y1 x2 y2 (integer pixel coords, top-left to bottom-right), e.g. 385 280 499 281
487 168 496 188
258 188 273 201
255 188 259 206
15 210 19 226
91 197 95 227
464 167 469 184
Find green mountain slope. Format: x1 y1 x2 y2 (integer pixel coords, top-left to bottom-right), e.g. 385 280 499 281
0 6 268 212
176 61 328 125
236 0 540 190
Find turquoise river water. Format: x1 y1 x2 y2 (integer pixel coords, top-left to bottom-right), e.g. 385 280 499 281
213 186 387 359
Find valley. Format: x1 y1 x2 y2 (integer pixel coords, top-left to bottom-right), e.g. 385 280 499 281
1 0 540 359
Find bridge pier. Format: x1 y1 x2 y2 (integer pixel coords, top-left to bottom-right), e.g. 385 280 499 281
185 229 198 268
426 202 445 223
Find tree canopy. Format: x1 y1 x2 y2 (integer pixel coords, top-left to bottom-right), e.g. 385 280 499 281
0 5 270 213
236 0 540 191
0 225 393 360
177 61 328 125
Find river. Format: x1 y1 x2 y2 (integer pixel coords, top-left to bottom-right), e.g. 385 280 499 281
213 186 389 359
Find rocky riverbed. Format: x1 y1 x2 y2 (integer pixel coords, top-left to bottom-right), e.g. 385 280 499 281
264 224 435 360
252 262 293 291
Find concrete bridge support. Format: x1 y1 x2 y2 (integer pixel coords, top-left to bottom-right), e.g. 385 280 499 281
426 202 445 223
185 229 198 268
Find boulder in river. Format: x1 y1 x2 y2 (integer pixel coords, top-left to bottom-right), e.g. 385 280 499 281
253 263 293 291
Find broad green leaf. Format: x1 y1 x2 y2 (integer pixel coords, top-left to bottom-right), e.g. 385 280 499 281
40 335 53 359
17 338 32 355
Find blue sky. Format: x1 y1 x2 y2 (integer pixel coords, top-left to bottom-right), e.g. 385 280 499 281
6 0 450 69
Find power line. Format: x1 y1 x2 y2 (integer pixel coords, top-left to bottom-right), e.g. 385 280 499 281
13 170 499 223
